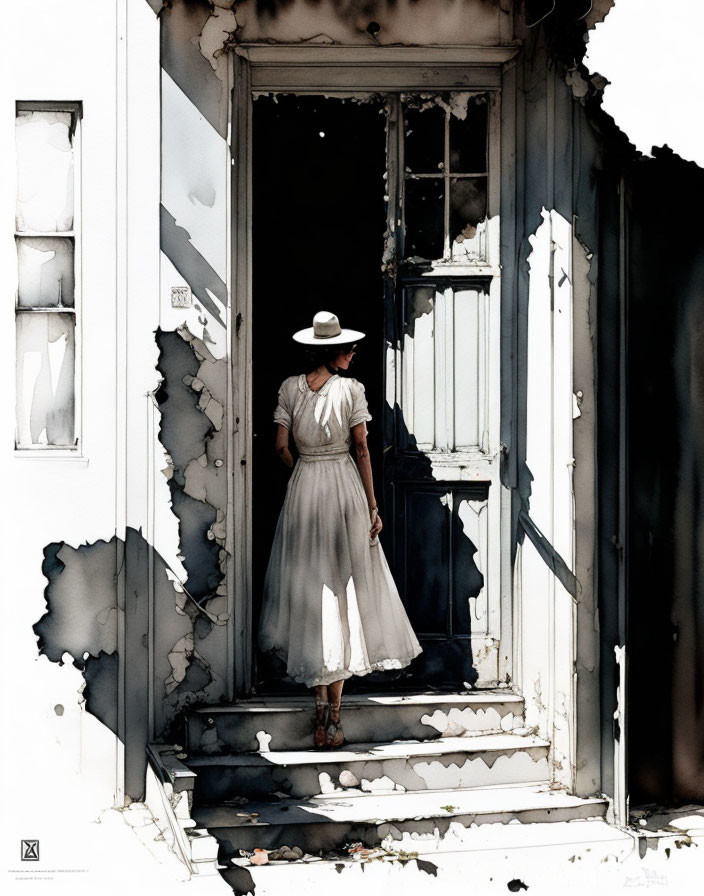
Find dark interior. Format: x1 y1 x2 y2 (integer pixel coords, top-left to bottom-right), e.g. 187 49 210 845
251 94 387 692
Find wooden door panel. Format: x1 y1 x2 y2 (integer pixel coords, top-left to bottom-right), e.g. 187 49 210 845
398 488 450 635
390 481 489 686
384 271 503 687
396 280 493 455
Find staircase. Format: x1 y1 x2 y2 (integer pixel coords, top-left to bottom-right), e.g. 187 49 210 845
174 690 608 867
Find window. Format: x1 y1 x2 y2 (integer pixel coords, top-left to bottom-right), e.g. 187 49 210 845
388 90 499 465
400 92 491 264
15 103 81 450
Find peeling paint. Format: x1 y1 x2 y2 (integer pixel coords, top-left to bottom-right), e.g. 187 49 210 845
420 706 519 738
33 528 222 798
197 3 238 81
155 326 229 612
190 741 550 802
34 539 120 664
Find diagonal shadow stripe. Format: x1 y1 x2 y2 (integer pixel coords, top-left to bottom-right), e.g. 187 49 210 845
160 204 226 329
518 508 578 597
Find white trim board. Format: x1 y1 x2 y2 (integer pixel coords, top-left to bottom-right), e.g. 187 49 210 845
240 44 519 92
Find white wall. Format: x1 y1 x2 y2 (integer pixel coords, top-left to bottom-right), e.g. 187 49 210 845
519 209 578 790
0 0 160 866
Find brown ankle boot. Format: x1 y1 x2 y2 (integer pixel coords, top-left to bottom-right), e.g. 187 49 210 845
326 701 345 749
314 702 329 748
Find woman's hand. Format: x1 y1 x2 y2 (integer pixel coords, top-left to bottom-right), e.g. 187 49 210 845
352 422 382 542
370 507 383 540
275 424 294 468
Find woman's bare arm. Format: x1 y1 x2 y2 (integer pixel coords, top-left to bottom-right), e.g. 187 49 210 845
275 424 294 468
352 422 383 538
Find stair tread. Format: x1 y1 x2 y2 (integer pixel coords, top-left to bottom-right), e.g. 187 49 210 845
194 784 607 829
185 733 549 767
191 691 523 715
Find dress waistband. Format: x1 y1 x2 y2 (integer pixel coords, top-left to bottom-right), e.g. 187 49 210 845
298 446 351 462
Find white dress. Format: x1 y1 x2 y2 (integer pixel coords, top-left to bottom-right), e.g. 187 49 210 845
259 373 423 687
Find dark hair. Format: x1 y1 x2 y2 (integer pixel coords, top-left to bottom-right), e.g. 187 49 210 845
302 342 356 370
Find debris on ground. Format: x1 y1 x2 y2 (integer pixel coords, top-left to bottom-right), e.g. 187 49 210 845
346 842 419 864
234 841 420 867
268 845 303 861
236 845 305 865
223 796 249 807
236 812 260 823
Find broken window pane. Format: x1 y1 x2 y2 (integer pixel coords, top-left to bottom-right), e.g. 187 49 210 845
449 95 488 173
16 236 75 307
16 312 76 447
16 110 74 233
450 177 487 245
404 178 444 260
403 103 445 174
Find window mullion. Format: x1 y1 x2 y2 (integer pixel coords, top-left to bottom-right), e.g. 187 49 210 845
444 108 450 260
389 94 404 263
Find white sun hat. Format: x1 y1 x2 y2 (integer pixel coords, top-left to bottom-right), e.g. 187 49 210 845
292 311 366 345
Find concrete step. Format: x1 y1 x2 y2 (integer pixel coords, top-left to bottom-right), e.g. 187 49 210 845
185 733 550 801
194 783 608 855
186 691 525 755
219 818 638 896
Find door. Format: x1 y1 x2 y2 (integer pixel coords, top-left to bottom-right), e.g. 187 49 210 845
382 93 507 688
248 87 509 693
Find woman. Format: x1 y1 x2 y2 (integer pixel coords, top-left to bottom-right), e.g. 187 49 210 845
259 311 422 748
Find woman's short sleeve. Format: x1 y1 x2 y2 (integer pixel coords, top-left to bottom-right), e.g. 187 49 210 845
273 379 293 430
349 379 373 428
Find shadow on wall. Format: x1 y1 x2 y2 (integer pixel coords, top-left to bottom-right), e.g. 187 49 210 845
626 147 704 804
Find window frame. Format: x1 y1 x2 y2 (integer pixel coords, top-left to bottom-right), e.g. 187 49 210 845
397 91 498 267
14 100 83 456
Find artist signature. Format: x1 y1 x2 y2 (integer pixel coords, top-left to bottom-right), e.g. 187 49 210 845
624 870 667 888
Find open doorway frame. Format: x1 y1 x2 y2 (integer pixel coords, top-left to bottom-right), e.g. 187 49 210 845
229 45 519 697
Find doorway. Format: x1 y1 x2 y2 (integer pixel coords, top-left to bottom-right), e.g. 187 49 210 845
251 94 387 691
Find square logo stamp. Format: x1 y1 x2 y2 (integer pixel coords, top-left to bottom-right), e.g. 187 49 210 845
21 840 39 861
